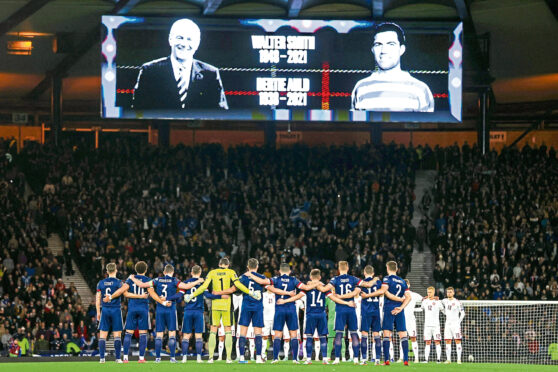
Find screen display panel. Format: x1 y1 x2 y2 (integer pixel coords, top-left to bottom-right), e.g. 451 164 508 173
101 16 463 122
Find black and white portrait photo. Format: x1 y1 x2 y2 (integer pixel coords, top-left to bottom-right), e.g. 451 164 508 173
351 22 434 112
132 18 228 111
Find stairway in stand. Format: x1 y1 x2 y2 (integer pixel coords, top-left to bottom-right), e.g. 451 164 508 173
405 170 436 295
48 234 113 350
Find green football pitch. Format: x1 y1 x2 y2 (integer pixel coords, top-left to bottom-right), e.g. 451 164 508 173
1 361 556 372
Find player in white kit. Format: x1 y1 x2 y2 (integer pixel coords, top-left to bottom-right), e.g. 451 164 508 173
441 287 465 364
261 289 275 360
397 279 422 363
421 286 442 363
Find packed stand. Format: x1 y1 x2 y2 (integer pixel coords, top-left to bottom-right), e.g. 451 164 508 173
17 140 417 339
428 143 558 300
0 138 95 357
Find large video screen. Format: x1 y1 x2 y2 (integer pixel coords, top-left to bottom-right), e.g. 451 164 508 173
101 17 463 122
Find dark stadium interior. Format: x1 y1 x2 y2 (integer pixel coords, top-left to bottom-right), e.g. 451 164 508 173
0 0 557 367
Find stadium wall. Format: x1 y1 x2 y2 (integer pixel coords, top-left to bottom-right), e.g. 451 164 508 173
2 125 558 151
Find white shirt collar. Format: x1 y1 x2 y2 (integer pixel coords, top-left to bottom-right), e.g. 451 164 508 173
170 55 193 82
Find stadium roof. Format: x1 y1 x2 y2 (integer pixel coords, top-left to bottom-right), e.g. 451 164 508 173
0 0 557 106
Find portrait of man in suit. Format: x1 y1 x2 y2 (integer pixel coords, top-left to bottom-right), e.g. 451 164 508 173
132 18 228 111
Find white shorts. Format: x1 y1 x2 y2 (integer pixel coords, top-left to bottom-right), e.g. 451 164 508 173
444 323 462 340
263 319 274 337
405 316 417 338
283 324 300 339
424 326 441 341
218 323 235 337
247 325 255 339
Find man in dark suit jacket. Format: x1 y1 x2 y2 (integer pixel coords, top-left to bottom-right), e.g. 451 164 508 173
132 18 228 111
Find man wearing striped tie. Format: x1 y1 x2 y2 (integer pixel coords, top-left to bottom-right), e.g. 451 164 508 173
351 22 434 113
133 18 228 111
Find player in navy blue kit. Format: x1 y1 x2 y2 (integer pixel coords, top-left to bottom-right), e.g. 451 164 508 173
96 263 128 364
170 265 225 363
370 261 410 365
130 264 200 363
220 258 292 364
359 265 383 365
319 260 377 365
231 258 266 364
103 261 168 363
277 269 356 365
246 262 319 364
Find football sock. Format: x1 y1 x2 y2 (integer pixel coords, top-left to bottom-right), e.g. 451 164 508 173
99 338 106 359
123 333 132 357
114 337 122 360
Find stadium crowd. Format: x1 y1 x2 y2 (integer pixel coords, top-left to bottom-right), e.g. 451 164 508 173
429 144 558 300
2 136 557 358
0 138 96 356
25 139 417 288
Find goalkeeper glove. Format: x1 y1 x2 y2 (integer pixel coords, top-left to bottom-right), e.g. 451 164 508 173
249 289 262 301
184 294 193 303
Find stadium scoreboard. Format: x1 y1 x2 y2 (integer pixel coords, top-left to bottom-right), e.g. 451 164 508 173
101 17 463 123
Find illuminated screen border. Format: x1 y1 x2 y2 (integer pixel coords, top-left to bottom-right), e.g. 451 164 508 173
101 16 463 123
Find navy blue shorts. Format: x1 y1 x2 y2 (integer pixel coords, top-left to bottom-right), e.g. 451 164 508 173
155 308 177 332
182 311 204 334
239 308 264 328
334 309 358 332
273 310 298 331
125 307 149 331
382 308 406 332
100 307 123 332
360 311 381 333
305 313 328 336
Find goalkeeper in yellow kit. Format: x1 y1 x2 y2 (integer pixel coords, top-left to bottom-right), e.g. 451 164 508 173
185 257 261 363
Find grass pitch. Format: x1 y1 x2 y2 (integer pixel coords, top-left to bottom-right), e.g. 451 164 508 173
1 360 556 372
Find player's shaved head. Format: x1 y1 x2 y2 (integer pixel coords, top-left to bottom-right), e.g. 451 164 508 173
338 261 349 272
192 265 202 275
247 258 259 270
310 269 321 279
106 263 117 274
386 261 398 273
135 261 147 275
219 258 230 267
280 263 291 273
364 265 374 275
164 264 174 274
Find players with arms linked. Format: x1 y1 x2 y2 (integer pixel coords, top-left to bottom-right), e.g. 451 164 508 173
317 261 378 365
129 264 201 363
245 262 321 364
368 261 412 365
97 262 161 363
168 265 227 363
359 265 384 365
103 261 168 363
277 269 357 365
215 258 294 364
184 258 261 363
